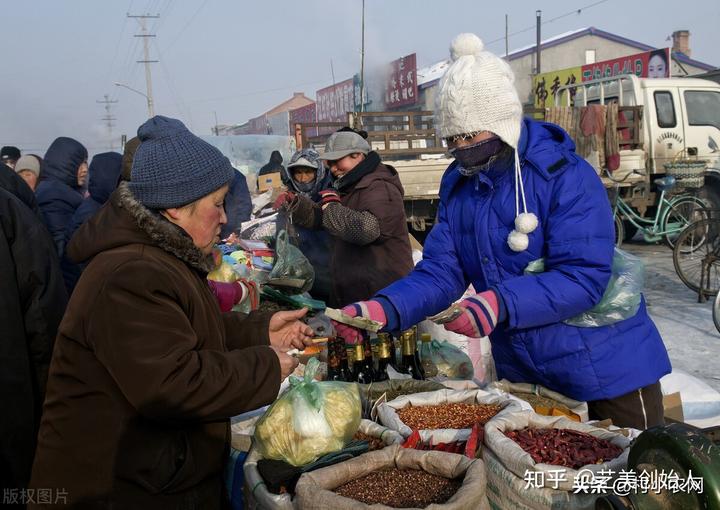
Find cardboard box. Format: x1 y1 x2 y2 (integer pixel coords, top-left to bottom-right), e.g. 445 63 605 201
663 392 684 423
257 172 283 192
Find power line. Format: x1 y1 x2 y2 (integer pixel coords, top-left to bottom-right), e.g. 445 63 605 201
151 37 194 127
485 0 611 48
185 80 327 105
104 4 132 88
161 0 210 53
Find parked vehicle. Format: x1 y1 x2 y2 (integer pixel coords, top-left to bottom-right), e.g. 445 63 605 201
555 74 720 208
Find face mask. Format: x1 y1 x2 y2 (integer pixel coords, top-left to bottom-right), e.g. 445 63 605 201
293 179 315 193
449 136 506 175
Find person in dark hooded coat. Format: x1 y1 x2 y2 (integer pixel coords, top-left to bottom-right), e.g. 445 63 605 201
65 152 123 242
0 187 67 496
62 151 123 293
274 148 333 302
36 137 88 258
258 150 284 176
220 170 253 239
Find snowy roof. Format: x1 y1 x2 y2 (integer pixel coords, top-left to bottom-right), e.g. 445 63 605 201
417 59 450 87
506 27 590 55
417 26 715 89
417 28 589 89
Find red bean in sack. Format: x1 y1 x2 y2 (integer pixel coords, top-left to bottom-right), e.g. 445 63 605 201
505 428 623 469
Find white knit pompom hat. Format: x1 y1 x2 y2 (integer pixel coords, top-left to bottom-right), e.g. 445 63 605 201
437 33 537 253
436 33 523 148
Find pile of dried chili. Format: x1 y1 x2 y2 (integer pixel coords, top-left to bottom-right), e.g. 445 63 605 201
505 427 623 469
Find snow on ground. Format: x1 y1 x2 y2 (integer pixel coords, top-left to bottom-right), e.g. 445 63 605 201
623 242 720 392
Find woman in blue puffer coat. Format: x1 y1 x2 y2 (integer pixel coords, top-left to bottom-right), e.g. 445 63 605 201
334 34 671 429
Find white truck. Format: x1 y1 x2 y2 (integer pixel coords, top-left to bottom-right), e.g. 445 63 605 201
555 74 720 207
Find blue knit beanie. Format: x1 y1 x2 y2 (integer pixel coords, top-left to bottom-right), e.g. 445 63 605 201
129 115 234 208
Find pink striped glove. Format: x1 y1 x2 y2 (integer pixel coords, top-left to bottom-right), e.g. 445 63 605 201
331 300 387 344
444 290 499 338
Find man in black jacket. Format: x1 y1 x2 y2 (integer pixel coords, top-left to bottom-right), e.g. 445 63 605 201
0 187 67 497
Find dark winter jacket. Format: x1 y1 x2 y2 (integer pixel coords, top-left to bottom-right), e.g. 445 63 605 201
30 182 281 509
330 155 413 306
0 188 67 494
258 150 284 176
0 163 40 216
62 152 122 293
36 137 88 258
279 150 333 302
379 118 671 402
220 170 253 238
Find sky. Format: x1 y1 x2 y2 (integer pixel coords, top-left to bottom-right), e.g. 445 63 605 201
1 0 718 156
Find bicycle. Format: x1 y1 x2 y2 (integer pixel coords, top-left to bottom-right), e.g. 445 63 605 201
607 171 708 249
672 211 720 300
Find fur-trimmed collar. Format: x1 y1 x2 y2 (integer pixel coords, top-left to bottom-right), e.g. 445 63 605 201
115 182 215 273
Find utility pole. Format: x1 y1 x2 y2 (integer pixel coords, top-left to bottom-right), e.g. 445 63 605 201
213 111 220 136
359 0 366 116
535 10 542 75
505 14 509 58
97 94 118 149
128 13 159 117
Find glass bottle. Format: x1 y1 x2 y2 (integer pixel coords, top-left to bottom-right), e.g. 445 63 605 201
345 342 356 377
400 329 424 380
374 335 391 381
419 333 438 378
337 338 351 381
327 337 341 381
352 343 375 384
378 332 398 372
410 327 425 379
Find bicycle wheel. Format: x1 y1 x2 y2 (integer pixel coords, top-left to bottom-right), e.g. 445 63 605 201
714 292 720 334
614 214 624 248
673 217 720 297
662 195 708 250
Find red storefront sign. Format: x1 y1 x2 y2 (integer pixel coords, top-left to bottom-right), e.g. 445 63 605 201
316 78 354 123
385 53 417 108
581 48 671 81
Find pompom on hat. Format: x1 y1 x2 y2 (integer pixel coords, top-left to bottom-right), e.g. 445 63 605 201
437 33 538 252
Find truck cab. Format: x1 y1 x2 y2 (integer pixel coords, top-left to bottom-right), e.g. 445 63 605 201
561 75 720 206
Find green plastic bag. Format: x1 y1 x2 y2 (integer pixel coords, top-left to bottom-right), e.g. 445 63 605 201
268 229 315 295
421 340 475 380
253 358 361 466
524 248 644 328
